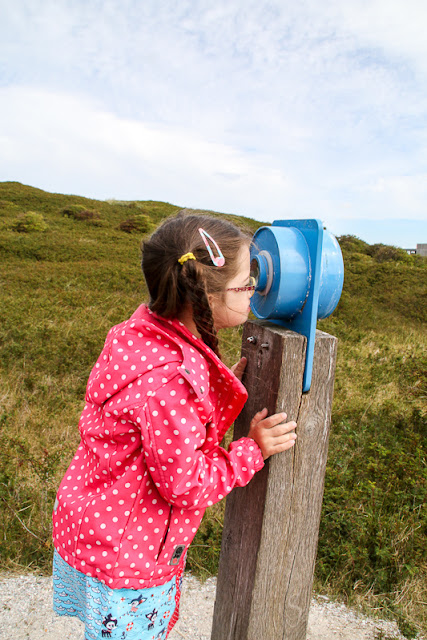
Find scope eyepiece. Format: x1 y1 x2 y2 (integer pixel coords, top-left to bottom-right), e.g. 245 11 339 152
249 219 344 392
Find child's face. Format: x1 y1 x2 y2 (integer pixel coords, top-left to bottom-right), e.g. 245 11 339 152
211 244 252 330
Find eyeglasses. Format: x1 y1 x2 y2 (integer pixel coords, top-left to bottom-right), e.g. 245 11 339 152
226 276 256 296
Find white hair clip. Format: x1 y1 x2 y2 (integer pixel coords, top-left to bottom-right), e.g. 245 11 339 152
198 228 225 267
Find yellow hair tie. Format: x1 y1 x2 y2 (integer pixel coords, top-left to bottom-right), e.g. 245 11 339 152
178 252 196 265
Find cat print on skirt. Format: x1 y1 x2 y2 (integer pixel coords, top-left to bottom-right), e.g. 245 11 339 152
53 550 183 639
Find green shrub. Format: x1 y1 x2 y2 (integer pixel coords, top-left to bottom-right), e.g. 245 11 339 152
0 200 19 217
60 204 100 220
338 235 370 254
11 211 49 233
366 244 411 263
119 213 153 234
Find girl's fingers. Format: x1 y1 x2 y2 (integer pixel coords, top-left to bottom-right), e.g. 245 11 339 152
272 438 297 453
259 433 297 459
250 407 268 427
251 411 292 429
276 432 297 445
268 432 297 452
231 357 247 381
249 410 297 460
267 421 297 437
255 412 288 429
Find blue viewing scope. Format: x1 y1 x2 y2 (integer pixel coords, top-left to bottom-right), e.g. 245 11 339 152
250 219 344 392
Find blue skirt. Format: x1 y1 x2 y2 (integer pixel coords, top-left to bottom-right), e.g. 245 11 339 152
53 549 181 640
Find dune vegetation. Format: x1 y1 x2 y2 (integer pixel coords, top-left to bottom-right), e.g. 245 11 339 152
0 182 425 637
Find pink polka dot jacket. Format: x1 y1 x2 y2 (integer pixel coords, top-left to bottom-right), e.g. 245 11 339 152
53 304 264 590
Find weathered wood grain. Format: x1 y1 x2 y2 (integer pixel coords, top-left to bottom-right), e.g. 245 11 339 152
211 322 337 640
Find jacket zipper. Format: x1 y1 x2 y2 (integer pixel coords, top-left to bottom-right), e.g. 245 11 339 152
157 507 173 559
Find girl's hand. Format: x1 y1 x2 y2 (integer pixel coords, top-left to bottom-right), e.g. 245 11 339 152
231 356 247 381
248 408 297 460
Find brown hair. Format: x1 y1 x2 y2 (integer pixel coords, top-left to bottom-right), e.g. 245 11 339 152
141 210 250 356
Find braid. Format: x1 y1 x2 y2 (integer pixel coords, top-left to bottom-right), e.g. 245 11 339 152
179 262 221 358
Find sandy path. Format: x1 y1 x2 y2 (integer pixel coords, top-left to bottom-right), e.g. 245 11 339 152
0 573 416 640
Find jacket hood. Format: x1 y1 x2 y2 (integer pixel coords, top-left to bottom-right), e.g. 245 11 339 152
85 304 246 408
85 306 179 405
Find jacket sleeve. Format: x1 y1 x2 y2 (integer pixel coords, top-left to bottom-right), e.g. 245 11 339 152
133 379 264 510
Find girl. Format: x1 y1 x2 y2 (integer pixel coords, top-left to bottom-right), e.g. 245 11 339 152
52 212 297 639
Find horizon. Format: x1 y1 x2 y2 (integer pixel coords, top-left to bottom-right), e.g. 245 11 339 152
3 179 425 250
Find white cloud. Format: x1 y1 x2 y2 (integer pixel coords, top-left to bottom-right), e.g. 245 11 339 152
359 174 427 216
332 0 427 75
0 86 293 218
1 1 426 243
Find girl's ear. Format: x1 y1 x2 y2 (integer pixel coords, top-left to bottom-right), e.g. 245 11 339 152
207 293 215 308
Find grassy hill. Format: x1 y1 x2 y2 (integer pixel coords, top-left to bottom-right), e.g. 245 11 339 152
0 182 425 637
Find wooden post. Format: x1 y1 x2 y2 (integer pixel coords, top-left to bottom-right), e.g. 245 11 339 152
211 321 337 640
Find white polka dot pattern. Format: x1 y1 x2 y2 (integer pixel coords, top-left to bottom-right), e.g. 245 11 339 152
52 304 264 590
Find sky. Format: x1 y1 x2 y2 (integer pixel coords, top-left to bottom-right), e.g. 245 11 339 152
1 0 426 248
